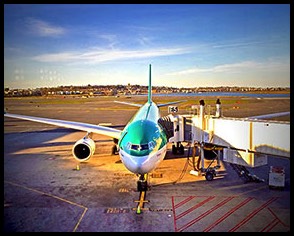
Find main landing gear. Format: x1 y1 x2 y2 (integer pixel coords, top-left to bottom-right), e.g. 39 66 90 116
172 141 184 155
111 138 119 155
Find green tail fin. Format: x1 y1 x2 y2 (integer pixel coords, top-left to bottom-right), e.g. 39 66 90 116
148 64 152 104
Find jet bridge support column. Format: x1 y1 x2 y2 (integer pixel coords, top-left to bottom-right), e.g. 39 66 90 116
200 142 205 171
198 100 205 170
199 99 205 132
192 100 221 181
197 100 207 173
190 99 205 164
215 98 222 118
168 114 185 155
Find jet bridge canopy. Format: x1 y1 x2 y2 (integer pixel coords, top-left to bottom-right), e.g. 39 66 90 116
165 103 290 167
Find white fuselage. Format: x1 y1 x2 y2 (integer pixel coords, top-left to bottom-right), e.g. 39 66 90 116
117 102 168 174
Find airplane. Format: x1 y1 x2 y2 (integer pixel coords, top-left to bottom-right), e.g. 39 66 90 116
4 64 290 191
4 64 186 192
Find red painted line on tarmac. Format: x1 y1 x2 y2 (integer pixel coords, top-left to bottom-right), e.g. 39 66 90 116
175 196 215 220
177 196 235 232
228 197 279 232
203 197 254 232
171 196 177 232
174 196 196 209
267 206 290 228
172 196 214 232
172 196 196 231
261 218 280 232
260 207 290 232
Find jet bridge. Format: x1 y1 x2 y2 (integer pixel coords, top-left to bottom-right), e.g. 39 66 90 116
163 100 290 169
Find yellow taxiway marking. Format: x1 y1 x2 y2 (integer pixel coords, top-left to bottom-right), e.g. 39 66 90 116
4 180 88 232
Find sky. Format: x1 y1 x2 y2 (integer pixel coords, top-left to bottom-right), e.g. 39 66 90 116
4 4 290 89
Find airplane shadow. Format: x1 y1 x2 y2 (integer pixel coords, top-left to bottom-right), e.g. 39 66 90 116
4 127 115 156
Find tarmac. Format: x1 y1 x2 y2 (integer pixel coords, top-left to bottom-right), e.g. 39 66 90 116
3 96 291 232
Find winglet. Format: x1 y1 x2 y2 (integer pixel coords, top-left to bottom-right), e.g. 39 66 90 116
148 64 152 104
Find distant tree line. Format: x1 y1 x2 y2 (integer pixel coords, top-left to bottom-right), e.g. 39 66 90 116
4 85 290 97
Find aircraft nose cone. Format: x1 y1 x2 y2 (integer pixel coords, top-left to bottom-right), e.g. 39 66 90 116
132 159 151 174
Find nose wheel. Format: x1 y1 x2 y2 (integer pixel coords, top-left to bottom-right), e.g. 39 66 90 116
137 174 148 192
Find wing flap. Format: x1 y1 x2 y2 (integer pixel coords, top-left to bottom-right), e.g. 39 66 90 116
4 113 122 139
114 101 142 107
157 100 187 107
247 111 290 120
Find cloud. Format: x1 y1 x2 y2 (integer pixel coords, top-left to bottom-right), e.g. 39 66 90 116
33 52 78 62
99 34 118 48
137 35 154 47
167 60 289 76
32 47 190 64
26 18 66 37
212 41 263 49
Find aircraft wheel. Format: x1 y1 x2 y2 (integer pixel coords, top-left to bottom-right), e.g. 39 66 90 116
179 144 184 155
137 180 148 192
111 145 118 155
205 171 214 181
172 145 177 154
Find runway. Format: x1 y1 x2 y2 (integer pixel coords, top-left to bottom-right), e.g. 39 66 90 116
4 96 290 232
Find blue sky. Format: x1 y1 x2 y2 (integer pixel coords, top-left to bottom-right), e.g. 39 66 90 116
4 4 290 89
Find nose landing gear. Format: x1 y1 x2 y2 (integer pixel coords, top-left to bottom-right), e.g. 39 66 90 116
137 174 148 192
134 174 149 214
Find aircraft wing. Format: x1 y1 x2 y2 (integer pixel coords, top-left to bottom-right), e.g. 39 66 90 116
114 101 143 107
4 113 122 139
246 111 290 120
114 100 187 108
157 100 187 108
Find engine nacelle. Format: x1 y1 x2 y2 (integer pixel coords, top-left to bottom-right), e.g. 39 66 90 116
72 137 96 162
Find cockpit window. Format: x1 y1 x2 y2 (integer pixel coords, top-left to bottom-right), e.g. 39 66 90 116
141 144 149 150
148 141 156 149
126 141 156 151
131 144 140 150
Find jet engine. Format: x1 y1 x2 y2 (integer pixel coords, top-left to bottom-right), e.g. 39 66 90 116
72 136 96 162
